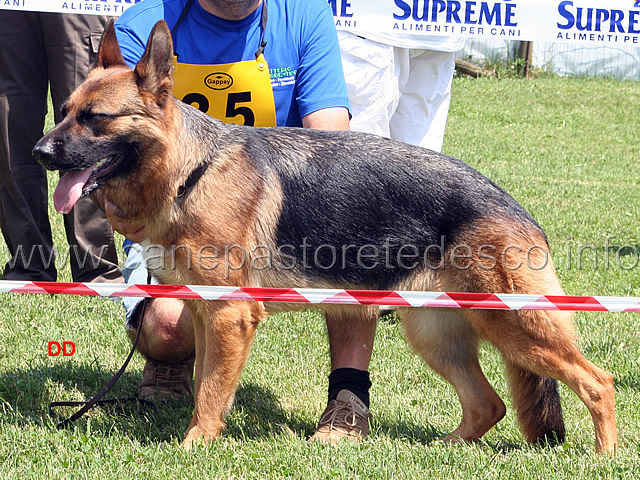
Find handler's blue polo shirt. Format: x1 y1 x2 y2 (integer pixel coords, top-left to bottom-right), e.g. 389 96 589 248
115 0 351 127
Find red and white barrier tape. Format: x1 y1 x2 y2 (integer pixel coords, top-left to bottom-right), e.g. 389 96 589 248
1 280 639 312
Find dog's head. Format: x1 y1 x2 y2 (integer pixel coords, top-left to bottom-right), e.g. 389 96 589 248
33 19 176 214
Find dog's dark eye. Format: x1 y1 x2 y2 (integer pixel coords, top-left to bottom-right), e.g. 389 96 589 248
77 109 94 124
77 109 111 124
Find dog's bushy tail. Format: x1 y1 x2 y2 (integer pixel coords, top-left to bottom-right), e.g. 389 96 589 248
506 363 566 446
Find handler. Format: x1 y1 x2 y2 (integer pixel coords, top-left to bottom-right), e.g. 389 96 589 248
108 0 374 445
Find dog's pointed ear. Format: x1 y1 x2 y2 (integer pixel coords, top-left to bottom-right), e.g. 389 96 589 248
134 20 174 108
96 18 127 69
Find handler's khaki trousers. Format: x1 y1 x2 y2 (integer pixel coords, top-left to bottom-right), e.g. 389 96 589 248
0 10 122 282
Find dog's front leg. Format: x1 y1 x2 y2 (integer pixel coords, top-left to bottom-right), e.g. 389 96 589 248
182 300 262 447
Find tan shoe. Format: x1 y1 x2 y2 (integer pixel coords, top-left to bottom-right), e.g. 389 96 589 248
138 354 195 400
309 389 372 445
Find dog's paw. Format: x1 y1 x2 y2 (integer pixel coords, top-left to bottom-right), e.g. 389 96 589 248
440 433 479 445
181 425 222 449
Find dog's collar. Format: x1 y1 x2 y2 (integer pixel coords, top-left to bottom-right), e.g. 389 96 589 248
177 161 210 198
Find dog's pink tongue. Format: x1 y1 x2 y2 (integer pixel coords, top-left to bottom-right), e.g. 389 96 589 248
54 169 93 214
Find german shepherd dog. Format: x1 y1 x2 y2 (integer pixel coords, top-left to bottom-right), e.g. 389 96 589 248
33 20 617 453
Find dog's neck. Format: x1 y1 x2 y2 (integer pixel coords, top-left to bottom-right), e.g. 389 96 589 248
177 160 211 199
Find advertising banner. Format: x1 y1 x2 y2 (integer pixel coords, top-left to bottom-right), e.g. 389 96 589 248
0 0 140 15
330 0 640 47
2 1 640 46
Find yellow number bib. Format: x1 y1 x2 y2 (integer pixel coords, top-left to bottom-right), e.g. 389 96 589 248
172 53 277 127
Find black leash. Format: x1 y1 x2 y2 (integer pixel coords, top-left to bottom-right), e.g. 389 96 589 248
48 298 157 428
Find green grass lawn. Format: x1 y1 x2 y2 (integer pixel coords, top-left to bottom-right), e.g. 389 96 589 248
1 76 640 479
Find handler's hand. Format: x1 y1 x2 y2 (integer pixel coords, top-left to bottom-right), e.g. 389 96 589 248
97 193 147 243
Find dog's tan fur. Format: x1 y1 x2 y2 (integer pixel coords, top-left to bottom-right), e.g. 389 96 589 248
33 21 617 453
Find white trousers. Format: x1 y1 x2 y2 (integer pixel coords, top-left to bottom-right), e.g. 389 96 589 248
338 32 456 152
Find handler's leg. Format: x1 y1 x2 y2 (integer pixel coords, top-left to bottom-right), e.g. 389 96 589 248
129 298 196 399
0 10 56 281
390 49 456 152
121 244 195 399
310 307 377 444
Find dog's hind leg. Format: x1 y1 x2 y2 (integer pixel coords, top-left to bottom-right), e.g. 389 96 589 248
440 220 617 452
399 307 506 442
182 300 262 447
464 307 617 454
